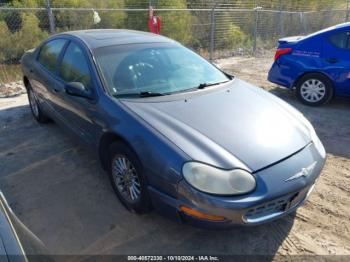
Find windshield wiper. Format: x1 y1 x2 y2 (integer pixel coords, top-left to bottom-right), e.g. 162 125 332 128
164 80 232 96
114 91 165 98
196 81 230 90
114 80 230 98
139 91 165 97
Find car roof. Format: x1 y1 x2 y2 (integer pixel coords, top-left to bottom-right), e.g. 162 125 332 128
307 22 350 38
55 29 177 49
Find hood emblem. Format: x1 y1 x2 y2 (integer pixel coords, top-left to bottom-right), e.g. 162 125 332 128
285 161 317 182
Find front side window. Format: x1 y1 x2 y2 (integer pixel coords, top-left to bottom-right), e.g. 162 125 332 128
329 31 350 49
60 42 92 90
94 43 230 98
38 39 66 74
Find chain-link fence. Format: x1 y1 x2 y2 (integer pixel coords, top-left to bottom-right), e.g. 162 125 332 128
1 0 350 86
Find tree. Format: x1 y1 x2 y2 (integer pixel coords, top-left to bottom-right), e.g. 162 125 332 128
0 13 48 62
157 0 194 45
125 0 194 45
0 21 11 62
220 23 250 50
88 0 126 29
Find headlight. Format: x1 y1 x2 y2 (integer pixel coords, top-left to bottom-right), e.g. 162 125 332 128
182 162 256 195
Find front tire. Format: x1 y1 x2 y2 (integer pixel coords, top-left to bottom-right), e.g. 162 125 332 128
27 88 49 123
108 142 151 214
296 73 333 106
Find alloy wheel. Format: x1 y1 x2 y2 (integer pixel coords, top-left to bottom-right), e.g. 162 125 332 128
29 89 39 118
112 155 141 203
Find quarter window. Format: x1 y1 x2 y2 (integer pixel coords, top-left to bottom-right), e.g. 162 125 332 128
38 39 66 74
60 42 92 90
329 31 350 49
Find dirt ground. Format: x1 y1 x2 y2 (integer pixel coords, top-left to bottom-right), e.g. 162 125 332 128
0 56 349 257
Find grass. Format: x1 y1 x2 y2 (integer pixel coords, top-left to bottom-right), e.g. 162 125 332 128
0 64 22 85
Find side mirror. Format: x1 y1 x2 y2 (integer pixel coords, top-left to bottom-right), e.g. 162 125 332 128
65 82 94 100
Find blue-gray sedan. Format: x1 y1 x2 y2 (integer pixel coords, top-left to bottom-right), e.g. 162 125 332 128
21 30 326 227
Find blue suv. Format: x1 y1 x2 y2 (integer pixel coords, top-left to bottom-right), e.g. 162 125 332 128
268 22 350 106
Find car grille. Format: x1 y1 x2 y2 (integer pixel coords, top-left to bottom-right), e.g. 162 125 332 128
244 192 300 221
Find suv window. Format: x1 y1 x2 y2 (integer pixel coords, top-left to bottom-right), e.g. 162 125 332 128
60 42 92 90
38 39 66 74
329 31 350 49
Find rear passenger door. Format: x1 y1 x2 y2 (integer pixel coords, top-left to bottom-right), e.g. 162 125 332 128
323 30 350 96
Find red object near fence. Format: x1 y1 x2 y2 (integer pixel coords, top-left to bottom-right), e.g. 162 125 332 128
148 6 161 34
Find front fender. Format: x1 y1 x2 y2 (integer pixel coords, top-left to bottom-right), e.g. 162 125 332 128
99 95 190 198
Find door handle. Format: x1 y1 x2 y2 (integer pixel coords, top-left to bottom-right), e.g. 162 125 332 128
325 57 338 64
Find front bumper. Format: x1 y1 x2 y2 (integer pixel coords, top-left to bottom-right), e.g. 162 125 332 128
149 143 325 228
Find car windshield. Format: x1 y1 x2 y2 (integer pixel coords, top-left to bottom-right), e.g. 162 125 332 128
94 43 231 98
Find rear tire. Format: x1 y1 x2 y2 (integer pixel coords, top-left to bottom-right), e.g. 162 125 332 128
27 88 50 123
108 141 151 214
295 73 333 106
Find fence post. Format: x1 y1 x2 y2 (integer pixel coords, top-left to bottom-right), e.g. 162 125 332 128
46 0 55 34
278 0 284 37
253 7 261 56
300 12 307 34
209 4 217 61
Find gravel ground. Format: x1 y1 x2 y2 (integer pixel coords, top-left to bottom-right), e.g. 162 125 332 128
0 80 26 98
0 56 349 257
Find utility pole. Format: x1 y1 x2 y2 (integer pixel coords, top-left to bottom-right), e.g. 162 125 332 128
278 0 284 37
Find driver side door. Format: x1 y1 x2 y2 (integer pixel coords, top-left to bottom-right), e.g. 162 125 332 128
53 41 100 146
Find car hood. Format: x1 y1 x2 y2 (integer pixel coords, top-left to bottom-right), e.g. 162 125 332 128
121 79 311 172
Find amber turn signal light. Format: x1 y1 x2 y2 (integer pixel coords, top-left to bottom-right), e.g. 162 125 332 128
180 206 226 221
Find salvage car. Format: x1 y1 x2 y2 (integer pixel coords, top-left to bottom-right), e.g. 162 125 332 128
0 191 50 261
268 22 350 106
21 30 326 227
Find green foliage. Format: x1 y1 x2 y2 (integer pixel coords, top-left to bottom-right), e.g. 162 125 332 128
221 23 250 50
16 12 48 49
90 0 126 29
124 0 195 45
155 0 194 45
52 0 92 31
10 0 45 8
0 13 48 63
0 21 11 61
158 10 194 45
124 0 148 31
52 0 126 31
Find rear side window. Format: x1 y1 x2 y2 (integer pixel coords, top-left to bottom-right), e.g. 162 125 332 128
60 42 92 90
329 31 350 49
38 39 66 74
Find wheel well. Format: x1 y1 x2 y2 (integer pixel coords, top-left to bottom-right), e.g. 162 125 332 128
293 71 333 89
98 132 129 170
23 76 30 91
